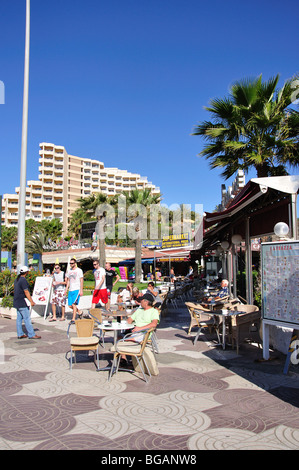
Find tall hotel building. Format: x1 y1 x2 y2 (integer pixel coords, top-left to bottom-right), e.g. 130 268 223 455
1 143 160 234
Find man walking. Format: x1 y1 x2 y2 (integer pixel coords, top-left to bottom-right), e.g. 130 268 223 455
91 259 108 308
65 258 83 322
13 266 41 339
105 262 120 308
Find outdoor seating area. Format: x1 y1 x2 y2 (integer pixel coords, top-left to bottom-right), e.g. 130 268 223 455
63 290 162 382
156 277 262 353
62 277 264 382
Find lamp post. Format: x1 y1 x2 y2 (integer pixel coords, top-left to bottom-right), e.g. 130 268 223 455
17 0 30 272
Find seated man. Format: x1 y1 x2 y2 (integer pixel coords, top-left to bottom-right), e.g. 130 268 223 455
119 293 159 365
127 293 159 338
208 279 229 301
146 282 162 307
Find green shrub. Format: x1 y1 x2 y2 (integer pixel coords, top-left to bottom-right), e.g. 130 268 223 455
25 270 42 293
84 270 95 281
1 295 14 309
0 269 16 297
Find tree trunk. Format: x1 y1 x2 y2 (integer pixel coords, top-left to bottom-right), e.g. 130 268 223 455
135 228 142 283
256 163 270 178
97 217 106 267
99 237 106 267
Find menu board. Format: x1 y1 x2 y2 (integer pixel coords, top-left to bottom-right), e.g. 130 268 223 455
261 241 299 325
32 276 53 305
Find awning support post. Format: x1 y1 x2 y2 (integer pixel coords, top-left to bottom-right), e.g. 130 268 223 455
245 217 253 304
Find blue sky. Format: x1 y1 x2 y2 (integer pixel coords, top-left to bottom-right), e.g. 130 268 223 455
0 0 298 214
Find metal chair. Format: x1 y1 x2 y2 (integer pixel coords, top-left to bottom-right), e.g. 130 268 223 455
67 319 100 370
89 307 109 346
185 302 217 345
230 305 261 354
108 327 155 383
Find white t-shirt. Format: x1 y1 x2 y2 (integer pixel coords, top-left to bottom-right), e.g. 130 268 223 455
119 289 131 302
66 267 83 291
94 267 106 290
53 271 65 292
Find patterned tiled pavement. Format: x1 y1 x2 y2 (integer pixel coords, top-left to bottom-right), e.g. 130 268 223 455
1 300 299 451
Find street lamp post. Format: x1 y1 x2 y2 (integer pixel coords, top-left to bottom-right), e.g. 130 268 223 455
17 0 30 272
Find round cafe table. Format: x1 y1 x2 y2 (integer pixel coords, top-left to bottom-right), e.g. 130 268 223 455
97 321 133 345
101 307 138 321
95 321 134 373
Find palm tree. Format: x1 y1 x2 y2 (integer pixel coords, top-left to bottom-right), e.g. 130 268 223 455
68 207 92 238
39 218 63 242
192 74 299 178
77 192 118 266
25 228 49 271
122 189 162 282
1 226 18 251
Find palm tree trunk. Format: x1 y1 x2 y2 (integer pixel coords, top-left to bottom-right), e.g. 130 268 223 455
256 163 270 178
135 228 142 282
96 217 106 267
99 237 106 267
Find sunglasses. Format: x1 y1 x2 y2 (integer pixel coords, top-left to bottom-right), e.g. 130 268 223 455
70 262 75 265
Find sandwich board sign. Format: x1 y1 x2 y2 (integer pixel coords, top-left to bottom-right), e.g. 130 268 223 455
31 276 53 319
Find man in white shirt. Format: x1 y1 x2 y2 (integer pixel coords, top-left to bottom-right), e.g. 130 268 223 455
92 259 108 308
65 258 84 322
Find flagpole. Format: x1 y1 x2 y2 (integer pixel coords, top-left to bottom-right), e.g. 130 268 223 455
17 0 30 272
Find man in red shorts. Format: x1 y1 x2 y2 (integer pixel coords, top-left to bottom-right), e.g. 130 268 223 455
91 260 108 308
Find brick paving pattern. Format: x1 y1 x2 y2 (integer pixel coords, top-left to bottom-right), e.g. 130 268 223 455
1 300 299 450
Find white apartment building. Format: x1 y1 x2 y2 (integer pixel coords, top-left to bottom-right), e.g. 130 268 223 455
1 142 160 234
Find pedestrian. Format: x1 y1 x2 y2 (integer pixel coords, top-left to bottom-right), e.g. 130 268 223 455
65 258 83 322
91 259 108 308
13 266 41 339
50 264 66 321
105 262 120 308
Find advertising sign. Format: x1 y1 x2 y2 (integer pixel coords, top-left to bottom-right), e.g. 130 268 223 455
32 276 53 319
142 239 163 248
162 233 190 249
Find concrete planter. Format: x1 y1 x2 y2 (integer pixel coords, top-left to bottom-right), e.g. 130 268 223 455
0 306 17 320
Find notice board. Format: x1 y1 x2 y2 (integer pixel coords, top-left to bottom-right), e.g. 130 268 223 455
261 241 299 326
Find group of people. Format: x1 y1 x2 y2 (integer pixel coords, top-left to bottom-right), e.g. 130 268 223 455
49 258 121 323
116 281 163 309
13 258 121 338
14 258 162 340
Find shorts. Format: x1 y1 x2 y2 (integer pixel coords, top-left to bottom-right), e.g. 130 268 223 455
106 287 112 298
92 288 108 305
68 290 80 306
52 290 66 307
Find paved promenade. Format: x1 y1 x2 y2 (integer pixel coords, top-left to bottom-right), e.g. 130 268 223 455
1 298 299 451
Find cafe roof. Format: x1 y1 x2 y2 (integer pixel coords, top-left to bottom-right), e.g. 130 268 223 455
192 175 299 255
